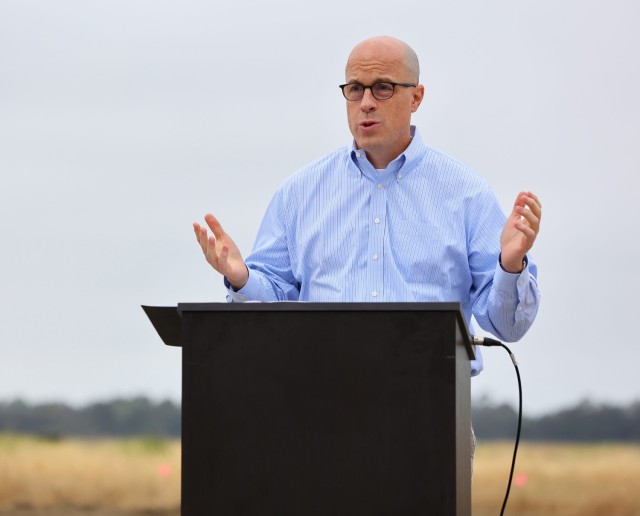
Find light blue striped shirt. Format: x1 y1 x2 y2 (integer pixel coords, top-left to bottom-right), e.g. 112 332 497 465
227 127 540 375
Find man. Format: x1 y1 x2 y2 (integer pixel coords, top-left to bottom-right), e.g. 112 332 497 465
193 36 541 375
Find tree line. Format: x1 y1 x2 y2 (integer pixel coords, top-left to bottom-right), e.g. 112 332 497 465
0 397 180 439
1 396 639 441
472 397 640 441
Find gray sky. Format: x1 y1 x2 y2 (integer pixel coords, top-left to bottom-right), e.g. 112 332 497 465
1 0 638 415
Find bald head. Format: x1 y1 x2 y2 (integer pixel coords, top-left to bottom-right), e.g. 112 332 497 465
346 36 420 83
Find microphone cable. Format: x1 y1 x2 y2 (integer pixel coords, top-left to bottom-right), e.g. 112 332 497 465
472 336 522 516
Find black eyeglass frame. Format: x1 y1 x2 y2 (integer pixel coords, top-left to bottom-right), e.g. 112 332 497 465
338 81 417 101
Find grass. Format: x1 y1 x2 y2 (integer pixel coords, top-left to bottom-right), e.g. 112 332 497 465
1 434 639 514
0 434 180 511
473 442 640 515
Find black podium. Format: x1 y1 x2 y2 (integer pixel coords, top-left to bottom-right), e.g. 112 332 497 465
144 302 475 516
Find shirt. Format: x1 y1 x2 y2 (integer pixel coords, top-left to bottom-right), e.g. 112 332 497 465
226 126 540 375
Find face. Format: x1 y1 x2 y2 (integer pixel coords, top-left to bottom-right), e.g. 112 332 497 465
345 39 424 169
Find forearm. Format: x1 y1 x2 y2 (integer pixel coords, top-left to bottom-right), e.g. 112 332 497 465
473 257 540 342
225 264 300 302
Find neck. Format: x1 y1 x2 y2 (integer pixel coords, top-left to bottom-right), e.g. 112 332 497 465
358 136 412 169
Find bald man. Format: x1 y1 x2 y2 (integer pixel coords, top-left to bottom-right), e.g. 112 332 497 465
194 36 542 376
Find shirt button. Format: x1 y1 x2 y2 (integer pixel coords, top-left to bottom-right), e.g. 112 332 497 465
372 254 378 260
377 183 383 190
517 306 523 312
398 174 403 179
371 291 378 297
374 218 380 224
355 151 361 158
517 280 523 286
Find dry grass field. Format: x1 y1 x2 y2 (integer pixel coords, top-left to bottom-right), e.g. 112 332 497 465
473 442 640 515
0 434 180 515
1 434 639 515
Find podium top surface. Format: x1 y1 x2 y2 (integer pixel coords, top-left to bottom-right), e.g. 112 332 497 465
142 302 472 353
178 301 463 312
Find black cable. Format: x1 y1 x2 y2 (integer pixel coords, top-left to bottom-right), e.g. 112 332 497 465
473 337 523 516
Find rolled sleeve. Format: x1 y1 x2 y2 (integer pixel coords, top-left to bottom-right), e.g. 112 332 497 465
488 255 540 341
224 270 263 302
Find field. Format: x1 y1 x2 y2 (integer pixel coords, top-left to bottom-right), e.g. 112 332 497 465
473 442 640 515
1 435 639 515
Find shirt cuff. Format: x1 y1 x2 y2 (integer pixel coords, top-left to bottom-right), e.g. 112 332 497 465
493 255 530 297
224 269 262 302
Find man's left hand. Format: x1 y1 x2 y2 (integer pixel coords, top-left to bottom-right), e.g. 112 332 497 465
500 191 542 273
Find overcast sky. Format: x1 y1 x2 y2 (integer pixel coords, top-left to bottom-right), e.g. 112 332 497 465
1 0 638 415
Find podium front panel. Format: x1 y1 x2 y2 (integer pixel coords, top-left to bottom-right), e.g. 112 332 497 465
179 304 472 516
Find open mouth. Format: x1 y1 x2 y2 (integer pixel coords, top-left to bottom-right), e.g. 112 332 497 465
360 120 380 129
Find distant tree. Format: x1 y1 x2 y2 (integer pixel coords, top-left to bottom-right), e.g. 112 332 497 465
472 397 640 441
0 397 181 438
1 397 639 441
523 400 640 441
472 399 520 439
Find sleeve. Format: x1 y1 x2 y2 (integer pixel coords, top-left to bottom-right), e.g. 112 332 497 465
467 185 540 342
225 185 301 302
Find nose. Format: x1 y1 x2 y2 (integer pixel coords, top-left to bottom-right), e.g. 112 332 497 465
359 87 377 113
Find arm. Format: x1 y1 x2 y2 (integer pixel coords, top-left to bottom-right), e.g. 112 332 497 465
236 186 301 301
194 186 300 302
470 191 542 342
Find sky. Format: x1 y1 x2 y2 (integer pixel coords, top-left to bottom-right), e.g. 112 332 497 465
1 0 638 416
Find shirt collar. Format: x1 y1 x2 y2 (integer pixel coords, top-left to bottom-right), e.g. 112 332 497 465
349 125 427 181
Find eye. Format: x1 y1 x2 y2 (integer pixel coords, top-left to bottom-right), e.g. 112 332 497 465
346 83 364 94
373 83 394 93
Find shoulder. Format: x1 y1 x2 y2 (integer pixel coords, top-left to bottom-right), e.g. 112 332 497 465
423 146 487 187
409 128 488 191
412 145 495 205
263 146 352 219
290 146 351 181
278 145 353 193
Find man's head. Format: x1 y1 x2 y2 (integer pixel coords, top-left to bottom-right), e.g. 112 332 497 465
343 36 424 169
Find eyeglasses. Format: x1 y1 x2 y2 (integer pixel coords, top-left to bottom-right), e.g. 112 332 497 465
338 81 417 101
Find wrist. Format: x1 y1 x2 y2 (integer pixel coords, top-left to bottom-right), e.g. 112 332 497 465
499 254 527 274
227 265 250 291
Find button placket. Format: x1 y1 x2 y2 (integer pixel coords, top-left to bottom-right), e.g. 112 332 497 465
368 180 386 301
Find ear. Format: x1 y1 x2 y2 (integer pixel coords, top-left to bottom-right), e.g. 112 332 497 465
410 84 425 113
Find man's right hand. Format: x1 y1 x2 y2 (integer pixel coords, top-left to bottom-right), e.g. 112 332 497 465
193 214 249 290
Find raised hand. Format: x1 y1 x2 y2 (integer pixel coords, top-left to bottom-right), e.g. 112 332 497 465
500 191 542 273
193 214 249 289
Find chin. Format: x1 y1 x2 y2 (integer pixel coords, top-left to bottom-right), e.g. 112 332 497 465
357 133 384 149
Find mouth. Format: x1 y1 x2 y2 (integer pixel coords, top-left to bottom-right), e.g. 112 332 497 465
359 120 380 131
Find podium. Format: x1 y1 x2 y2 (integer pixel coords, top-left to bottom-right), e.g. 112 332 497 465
144 302 475 516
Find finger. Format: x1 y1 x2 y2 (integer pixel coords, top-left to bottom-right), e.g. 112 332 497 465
196 226 211 254
205 213 225 240
516 191 541 215
513 192 542 228
514 220 537 241
526 191 542 209
524 192 542 220
513 191 528 209
193 223 202 241
205 235 219 268
516 205 540 231
218 245 230 271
